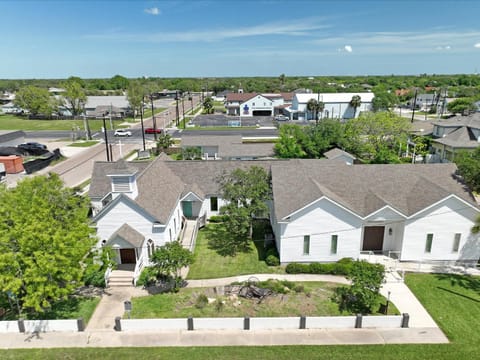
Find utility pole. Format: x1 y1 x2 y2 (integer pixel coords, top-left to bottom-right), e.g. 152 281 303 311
151 93 158 142
102 115 110 161
175 90 180 127
411 88 418 123
182 94 185 129
140 103 146 151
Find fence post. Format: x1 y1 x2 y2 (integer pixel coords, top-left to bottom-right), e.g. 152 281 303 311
355 314 363 328
115 316 122 331
244 317 250 330
17 318 25 333
187 317 194 331
401 313 410 328
77 318 85 332
299 316 306 329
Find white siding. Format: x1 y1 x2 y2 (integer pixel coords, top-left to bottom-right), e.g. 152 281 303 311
279 198 362 263
402 197 479 261
95 199 165 248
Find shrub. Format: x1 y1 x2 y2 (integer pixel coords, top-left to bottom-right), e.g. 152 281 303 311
136 267 159 287
83 266 106 288
266 254 280 266
293 284 304 293
215 298 224 312
195 294 208 309
285 263 309 274
258 279 295 294
209 215 228 223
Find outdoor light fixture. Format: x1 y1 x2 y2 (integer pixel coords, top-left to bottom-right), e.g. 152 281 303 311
388 228 393 236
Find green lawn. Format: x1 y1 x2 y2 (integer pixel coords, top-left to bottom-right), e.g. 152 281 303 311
0 114 129 132
1 274 478 359
187 222 284 279
187 126 259 131
68 141 99 147
2 296 100 323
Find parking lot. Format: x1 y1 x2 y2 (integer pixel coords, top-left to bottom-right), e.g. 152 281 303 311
191 114 276 127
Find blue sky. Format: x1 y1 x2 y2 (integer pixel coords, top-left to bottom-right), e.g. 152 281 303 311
1 0 480 78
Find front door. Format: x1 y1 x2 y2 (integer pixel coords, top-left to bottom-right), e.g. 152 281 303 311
182 201 193 218
363 226 385 252
120 248 136 264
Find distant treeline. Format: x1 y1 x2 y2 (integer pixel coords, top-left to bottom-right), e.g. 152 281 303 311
1 73 480 98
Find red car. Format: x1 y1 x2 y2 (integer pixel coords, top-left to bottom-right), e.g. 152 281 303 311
144 127 162 134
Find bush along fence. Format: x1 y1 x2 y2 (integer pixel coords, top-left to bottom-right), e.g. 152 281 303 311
0 318 85 333
115 314 410 332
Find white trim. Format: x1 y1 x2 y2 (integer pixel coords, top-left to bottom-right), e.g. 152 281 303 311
180 191 203 202
92 194 159 224
406 194 480 219
363 205 407 220
282 196 362 221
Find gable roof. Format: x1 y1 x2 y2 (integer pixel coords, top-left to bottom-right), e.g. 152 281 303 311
433 126 479 149
225 93 258 103
432 113 480 129
271 160 477 220
108 223 144 247
324 148 356 161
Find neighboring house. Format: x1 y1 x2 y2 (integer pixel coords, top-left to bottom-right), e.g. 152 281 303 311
181 134 274 160
85 96 131 118
323 148 356 165
225 92 294 117
90 157 480 283
287 93 374 120
431 114 480 162
1 101 22 114
408 93 438 111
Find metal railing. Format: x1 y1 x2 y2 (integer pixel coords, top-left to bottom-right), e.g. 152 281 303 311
133 256 145 286
104 266 112 287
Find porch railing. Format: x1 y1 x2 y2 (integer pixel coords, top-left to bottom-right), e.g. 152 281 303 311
133 256 145 286
104 266 112 287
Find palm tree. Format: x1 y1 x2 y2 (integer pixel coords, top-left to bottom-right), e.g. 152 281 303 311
350 95 362 118
318 101 325 122
307 99 319 122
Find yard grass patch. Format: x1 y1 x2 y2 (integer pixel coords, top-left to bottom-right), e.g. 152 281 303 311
68 141 99 147
187 222 284 279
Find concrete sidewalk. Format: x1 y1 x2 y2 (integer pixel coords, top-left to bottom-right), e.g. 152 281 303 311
0 327 448 349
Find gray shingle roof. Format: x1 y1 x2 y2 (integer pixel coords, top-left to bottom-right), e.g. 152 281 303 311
108 223 144 247
271 160 476 220
90 157 477 226
324 148 356 160
432 113 480 129
433 126 479 149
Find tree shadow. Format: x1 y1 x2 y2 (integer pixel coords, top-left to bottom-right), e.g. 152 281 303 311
434 273 480 295
437 286 480 303
206 224 252 257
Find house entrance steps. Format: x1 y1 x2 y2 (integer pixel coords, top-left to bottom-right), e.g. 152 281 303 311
179 219 199 278
108 264 135 288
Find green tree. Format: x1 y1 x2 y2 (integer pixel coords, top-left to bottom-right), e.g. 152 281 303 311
203 96 214 114
350 95 362 118
335 261 385 314
0 174 95 314
372 91 398 112
303 119 345 158
471 215 480 235
274 124 307 158
63 77 87 116
455 147 480 193
219 166 271 253
306 98 324 122
182 146 202 160
344 112 411 163
151 241 193 290
14 86 56 117
127 80 146 120
109 74 129 90
447 98 476 115
157 133 174 151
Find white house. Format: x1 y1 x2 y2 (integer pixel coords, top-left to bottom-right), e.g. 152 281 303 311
89 157 480 282
287 93 374 120
225 93 293 117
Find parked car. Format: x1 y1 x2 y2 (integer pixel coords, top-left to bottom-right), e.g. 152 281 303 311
18 142 47 151
114 129 132 137
144 127 162 134
275 115 289 121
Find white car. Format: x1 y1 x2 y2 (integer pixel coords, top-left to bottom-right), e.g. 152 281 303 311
275 115 289 121
114 129 132 137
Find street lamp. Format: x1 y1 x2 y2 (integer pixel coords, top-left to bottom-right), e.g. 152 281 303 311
140 102 146 151
102 114 110 161
150 93 158 142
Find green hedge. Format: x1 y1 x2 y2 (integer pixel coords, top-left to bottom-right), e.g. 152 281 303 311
285 257 354 275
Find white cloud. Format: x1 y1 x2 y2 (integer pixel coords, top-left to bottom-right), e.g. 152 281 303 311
85 17 329 43
475 43 480 48
344 45 353 52
144 7 160 15
436 45 451 50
